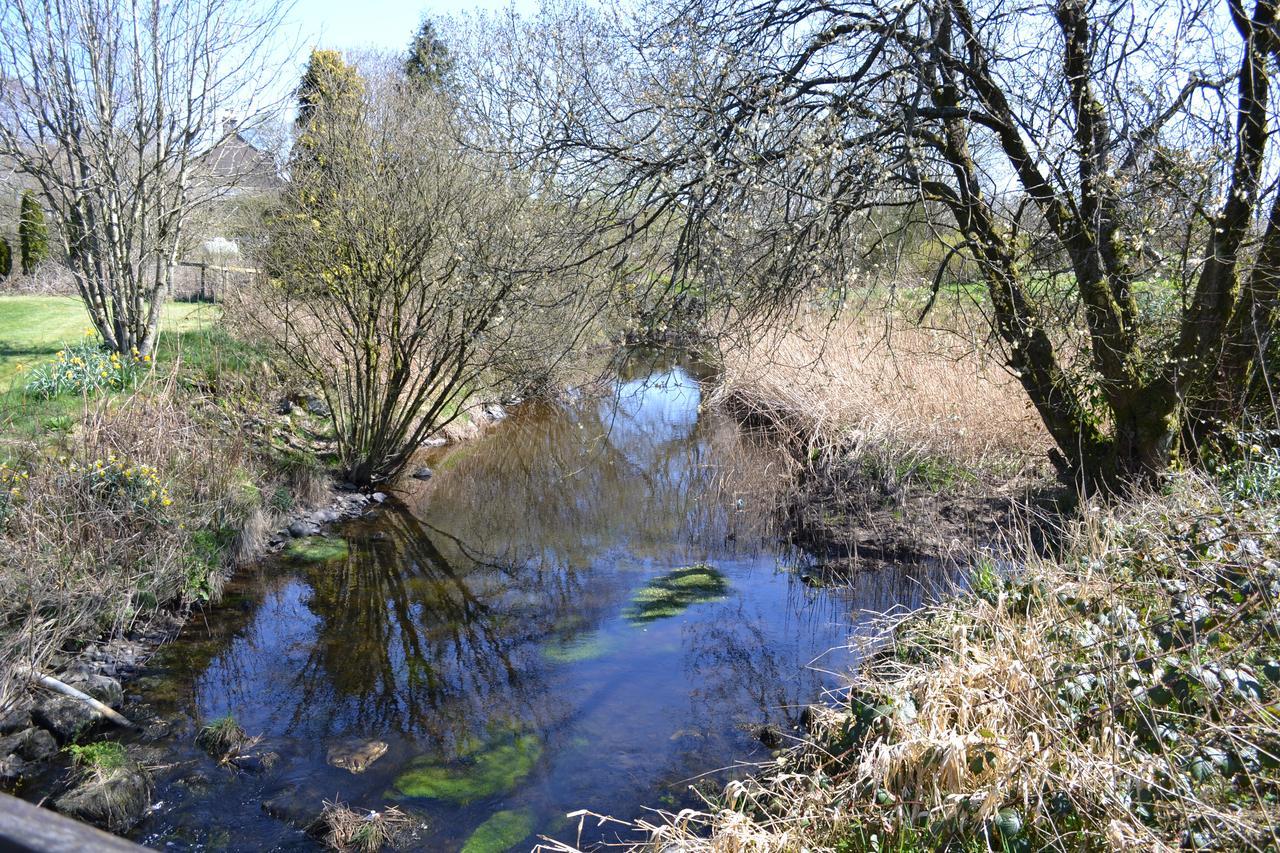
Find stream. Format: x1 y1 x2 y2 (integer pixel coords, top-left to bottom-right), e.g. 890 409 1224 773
108 351 948 851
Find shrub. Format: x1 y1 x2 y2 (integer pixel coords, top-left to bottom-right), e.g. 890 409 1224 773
18 191 48 275
23 336 149 398
0 235 11 279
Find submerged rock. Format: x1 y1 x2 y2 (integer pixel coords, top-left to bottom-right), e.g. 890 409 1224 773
326 739 388 774
285 536 350 563
461 808 536 853
624 564 729 625
53 764 153 833
540 632 615 664
392 729 542 804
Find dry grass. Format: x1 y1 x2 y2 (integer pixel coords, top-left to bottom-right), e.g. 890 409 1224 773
314 799 414 852
0 369 298 712
556 470 1280 851
712 312 1051 490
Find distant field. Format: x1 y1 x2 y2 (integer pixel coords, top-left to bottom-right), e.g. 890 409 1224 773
0 296 217 388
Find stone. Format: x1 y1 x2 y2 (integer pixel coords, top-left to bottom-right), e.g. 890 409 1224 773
53 765 153 833
0 707 32 735
411 466 433 481
0 754 26 783
287 520 314 538
66 673 124 708
304 397 330 416
33 695 100 742
13 727 57 761
228 749 279 774
325 739 388 774
371 492 387 503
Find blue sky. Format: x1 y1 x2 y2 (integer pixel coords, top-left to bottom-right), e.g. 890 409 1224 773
287 0 532 54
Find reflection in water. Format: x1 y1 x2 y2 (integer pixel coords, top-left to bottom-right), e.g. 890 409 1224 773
119 352 954 852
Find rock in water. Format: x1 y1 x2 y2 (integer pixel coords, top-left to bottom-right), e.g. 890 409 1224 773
53 765 153 833
325 739 388 774
33 695 100 742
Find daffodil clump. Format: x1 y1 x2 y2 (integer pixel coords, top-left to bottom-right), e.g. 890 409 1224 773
73 454 173 518
21 330 151 398
0 462 29 528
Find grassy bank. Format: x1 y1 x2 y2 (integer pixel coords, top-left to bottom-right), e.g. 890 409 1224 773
609 465 1280 851
0 296 328 712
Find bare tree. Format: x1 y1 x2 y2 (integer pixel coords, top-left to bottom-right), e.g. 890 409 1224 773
246 60 605 486
466 0 1280 490
0 0 291 355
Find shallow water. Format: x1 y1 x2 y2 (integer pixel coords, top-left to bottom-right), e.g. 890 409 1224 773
118 352 950 851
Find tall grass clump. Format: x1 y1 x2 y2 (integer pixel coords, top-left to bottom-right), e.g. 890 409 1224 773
585 468 1280 851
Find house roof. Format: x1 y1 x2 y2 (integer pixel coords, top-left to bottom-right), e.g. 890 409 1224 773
195 130 281 191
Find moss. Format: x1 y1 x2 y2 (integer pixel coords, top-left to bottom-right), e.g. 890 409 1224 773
66 741 128 771
285 535 349 562
392 729 542 804
460 809 536 853
624 564 728 625
540 631 614 664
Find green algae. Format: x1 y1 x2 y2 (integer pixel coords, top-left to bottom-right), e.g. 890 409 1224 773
540 631 614 664
285 536 349 562
461 809 536 853
624 564 728 625
392 730 542 804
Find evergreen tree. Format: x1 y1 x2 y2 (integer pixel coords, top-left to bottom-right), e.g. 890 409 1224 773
295 50 364 133
404 18 453 88
18 191 48 275
0 235 11 280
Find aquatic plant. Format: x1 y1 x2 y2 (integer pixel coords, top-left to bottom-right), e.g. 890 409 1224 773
392 728 542 804
460 809 535 853
195 715 251 758
286 536 350 562
540 631 615 664
66 741 128 773
624 564 728 624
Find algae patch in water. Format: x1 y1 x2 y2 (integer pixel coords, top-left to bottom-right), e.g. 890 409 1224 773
461 808 536 853
392 729 542 804
285 536 349 562
540 631 614 664
625 564 728 624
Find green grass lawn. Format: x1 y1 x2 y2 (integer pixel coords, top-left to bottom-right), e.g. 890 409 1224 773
0 296 217 386
0 296 229 440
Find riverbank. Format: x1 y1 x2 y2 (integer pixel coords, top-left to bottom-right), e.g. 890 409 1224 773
601 465 1280 851
0 299 427 808
711 313 1056 568
572 314 1280 852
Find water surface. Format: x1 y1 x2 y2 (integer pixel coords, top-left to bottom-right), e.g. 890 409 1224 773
124 352 947 851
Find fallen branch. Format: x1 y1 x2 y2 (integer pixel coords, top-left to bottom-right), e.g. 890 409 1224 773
18 668 141 731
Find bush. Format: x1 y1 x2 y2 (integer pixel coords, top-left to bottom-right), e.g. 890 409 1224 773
18 191 48 275
0 235 11 279
23 336 149 398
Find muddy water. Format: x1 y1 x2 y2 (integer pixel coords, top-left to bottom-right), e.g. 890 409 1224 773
121 352 949 851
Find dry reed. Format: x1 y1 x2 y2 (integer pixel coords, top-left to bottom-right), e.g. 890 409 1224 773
712 312 1050 489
